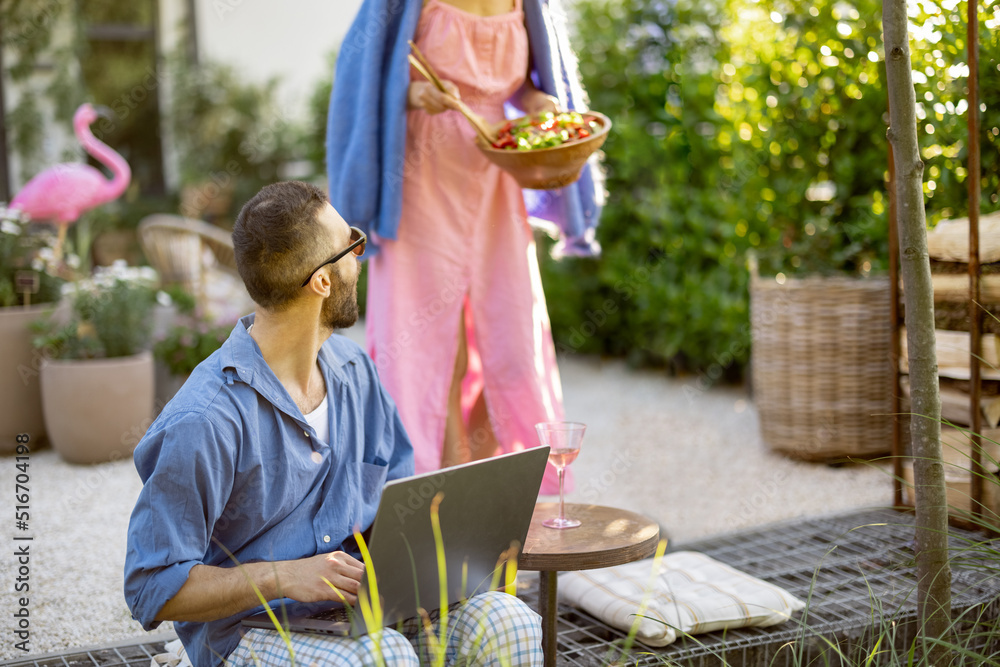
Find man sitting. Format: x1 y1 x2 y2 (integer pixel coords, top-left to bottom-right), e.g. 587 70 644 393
124 181 543 666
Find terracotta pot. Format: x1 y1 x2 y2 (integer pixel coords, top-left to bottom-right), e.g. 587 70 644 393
0 303 54 453
40 350 155 464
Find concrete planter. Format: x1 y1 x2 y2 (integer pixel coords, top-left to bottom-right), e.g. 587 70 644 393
0 303 54 453
40 350 155 464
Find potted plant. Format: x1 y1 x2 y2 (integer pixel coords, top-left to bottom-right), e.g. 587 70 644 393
740 0 999 462
32 261 158 464
153 307 233 408
737 8 895 461
0 205 70 453
567 0 901 458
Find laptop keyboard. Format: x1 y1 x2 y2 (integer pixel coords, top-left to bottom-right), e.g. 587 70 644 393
310 606 350 623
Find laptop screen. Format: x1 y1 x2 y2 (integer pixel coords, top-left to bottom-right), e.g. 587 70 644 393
359 446 550 626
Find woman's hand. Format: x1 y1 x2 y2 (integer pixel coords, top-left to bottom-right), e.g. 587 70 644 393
520 89 559 115
408 80 462 114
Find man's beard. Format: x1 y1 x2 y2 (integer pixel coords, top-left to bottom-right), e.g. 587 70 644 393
321 279 359 331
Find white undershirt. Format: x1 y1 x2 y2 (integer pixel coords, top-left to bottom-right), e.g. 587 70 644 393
304 393 330 444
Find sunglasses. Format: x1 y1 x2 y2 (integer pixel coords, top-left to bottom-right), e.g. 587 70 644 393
300 226 367 287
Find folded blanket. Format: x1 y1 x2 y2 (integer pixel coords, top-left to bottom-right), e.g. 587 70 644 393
557 551 806 647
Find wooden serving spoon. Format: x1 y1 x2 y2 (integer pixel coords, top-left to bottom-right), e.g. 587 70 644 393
407 41 498 145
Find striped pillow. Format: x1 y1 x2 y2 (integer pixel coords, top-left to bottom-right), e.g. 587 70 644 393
557 550 806 647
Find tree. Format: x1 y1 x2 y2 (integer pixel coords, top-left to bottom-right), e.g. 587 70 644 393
882 0 952 661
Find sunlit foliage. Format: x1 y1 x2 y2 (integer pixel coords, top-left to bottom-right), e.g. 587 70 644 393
539 0 1000 372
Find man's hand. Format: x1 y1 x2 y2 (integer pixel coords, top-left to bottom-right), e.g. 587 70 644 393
278 551 365 605
155 551 367 623
408 80 462 114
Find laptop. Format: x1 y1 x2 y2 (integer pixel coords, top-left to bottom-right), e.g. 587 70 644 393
241 446 549 636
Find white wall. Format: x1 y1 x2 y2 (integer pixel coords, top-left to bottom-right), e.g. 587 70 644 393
194 0 364 122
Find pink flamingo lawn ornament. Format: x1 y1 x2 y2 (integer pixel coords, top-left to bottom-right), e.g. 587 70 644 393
11 103 131 264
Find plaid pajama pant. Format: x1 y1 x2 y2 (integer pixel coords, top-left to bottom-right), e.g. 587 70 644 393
227 591 543 666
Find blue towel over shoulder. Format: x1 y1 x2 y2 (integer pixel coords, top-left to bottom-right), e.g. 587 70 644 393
326 0 604 258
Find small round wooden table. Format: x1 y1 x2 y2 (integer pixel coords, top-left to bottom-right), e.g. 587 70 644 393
518 503 660 667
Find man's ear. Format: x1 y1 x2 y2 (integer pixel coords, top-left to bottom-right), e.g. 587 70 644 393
302 269 333 297
314 270 334 297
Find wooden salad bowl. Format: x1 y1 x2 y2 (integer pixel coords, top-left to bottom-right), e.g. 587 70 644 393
475 111 611 190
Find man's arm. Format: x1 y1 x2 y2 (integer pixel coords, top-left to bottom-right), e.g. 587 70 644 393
127 413 364 628
155 551 365 623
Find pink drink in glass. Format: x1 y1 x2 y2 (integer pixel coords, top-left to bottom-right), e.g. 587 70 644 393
535 421 586 529
547 448 580 469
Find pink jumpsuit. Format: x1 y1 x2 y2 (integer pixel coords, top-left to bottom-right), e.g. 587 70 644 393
365 0 567 494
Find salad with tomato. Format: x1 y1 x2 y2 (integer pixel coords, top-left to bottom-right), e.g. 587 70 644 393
491 111 600 150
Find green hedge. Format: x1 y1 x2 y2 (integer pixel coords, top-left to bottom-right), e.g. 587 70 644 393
539 0 1000 375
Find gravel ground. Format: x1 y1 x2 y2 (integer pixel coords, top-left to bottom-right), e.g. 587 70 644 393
0 322 893 662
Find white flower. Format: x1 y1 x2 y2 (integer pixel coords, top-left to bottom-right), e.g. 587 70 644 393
138 266 159 284
90 262 159 292
156 291 173 307
1 204 26 220
1 220 20 236
65 254 81 270
31 259 43 272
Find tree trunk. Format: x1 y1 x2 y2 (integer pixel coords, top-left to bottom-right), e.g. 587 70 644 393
882 0 952 661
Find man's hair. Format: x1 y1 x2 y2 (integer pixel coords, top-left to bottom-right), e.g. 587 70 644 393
232 181 330 310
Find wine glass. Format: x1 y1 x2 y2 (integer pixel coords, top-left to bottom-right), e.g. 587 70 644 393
535 421 586 529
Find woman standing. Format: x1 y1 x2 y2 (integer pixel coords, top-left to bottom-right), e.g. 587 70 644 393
327 0 603 494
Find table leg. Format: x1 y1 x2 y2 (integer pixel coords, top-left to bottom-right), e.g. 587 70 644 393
538 571 558 667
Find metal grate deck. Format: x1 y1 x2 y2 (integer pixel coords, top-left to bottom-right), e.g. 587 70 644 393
533 507 1000 666
3 508 998 667
1 635 172 667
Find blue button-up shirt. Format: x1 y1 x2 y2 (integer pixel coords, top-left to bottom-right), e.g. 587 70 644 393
124 315 414 667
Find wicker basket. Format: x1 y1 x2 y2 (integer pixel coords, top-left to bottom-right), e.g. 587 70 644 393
750 273 893 461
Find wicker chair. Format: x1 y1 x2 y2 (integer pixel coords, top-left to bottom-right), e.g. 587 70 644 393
138 214 249 319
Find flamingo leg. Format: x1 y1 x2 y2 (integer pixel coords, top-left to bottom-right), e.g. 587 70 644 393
53 224 68 266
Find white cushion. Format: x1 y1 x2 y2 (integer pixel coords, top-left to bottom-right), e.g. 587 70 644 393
557 550 806 647
149 638 191 667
